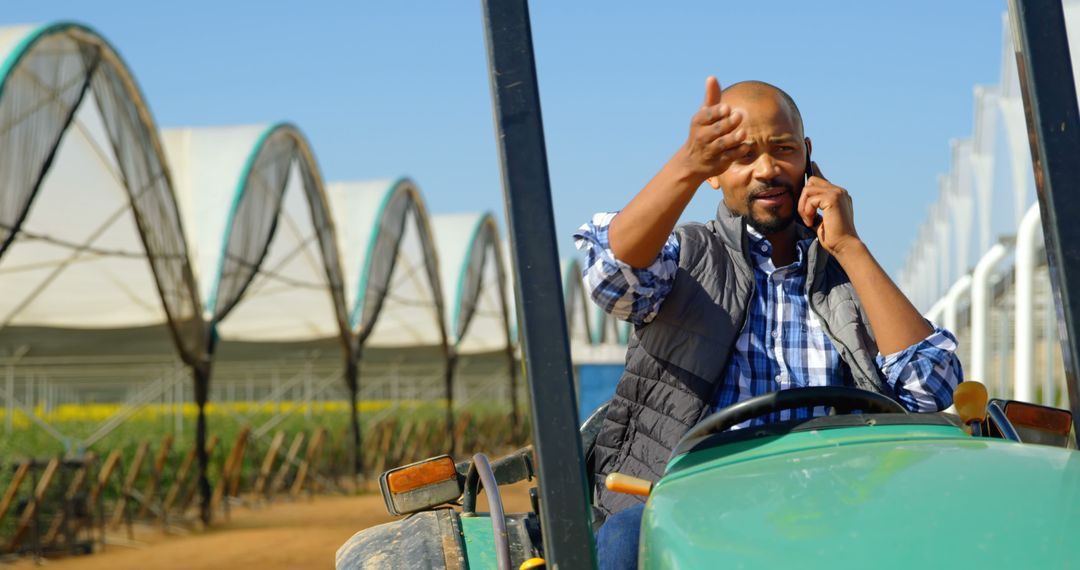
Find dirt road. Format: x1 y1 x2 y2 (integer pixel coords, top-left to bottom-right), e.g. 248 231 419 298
10 484 534 569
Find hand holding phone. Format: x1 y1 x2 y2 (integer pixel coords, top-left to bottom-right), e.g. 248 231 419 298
798 162 862 256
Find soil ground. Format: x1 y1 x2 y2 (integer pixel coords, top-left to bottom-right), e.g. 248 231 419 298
5 483 535 569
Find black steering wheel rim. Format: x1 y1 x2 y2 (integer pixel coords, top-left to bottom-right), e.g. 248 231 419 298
672 386 906 458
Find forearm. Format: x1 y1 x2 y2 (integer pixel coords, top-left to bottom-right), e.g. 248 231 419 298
573 212 681 325
833 241 932 355
878 328 962 412
609 148 703 268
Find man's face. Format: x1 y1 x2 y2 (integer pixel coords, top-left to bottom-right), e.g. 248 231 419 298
709 91 808 235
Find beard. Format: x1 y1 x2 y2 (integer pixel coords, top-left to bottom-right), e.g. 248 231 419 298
743 179 798 235
746 208 795 235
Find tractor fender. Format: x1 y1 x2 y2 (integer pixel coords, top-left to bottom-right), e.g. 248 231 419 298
336 509 465 569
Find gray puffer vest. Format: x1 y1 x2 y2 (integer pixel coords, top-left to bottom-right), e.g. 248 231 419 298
592 204 891 517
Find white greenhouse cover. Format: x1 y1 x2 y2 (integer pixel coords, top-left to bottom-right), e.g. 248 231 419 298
2 97 164 329
214 162 343 343
0 23 202 360
431 213 512 354
0 21 624 369
162 124 268 319
327 179 446 349
162 124 349 343
0 25 39 90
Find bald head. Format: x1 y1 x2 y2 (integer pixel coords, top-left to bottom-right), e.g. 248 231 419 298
722 80 804 135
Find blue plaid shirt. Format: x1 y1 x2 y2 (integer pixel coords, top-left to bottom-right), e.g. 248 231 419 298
574 212 961 429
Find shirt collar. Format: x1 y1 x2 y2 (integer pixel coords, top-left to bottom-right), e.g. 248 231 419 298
745 225 815 270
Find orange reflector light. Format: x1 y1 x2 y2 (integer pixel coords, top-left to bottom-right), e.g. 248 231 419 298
1005 401 1073 435
605 472 653 496
386 456 457 493
519 558 547 570
954 382 988 426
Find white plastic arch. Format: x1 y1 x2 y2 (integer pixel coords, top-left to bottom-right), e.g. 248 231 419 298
899 12 1041 311
898 6 1080 402
161 123 350 346
327 178 447 350
327 177 450 464
0 22 203 362
431 212 513 355
432 212 519 425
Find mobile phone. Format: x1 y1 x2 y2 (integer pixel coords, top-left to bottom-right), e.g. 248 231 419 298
803 141 813 183
800 141 818 228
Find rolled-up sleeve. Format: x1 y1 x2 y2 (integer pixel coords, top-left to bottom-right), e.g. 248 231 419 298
572 212 679 326
876 326 963 412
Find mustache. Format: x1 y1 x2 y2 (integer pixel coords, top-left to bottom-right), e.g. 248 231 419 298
747 179 796 200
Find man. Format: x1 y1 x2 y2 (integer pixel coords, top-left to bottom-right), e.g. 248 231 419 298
574 77 962 568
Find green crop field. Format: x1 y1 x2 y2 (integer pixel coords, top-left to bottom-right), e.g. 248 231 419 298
0 399 528 542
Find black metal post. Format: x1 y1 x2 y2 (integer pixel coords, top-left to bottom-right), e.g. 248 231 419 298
345 355 362 478
446 351 458 456
480 1 597 568
1009 0 1080 436
505 343 520 436
193 360 212 526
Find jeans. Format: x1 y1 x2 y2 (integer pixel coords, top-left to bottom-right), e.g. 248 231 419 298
596 503 645 570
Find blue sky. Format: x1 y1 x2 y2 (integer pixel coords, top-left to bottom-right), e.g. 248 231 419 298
3 1 1006 275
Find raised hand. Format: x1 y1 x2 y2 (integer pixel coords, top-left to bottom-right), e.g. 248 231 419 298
798 162 862 257
610 76 746 268
680 76 746 181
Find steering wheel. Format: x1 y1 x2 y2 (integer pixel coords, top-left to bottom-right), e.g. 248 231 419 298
671 386 907 457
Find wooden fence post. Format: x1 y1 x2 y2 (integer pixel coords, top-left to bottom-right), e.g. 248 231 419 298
389 420 415 470
88 450 121 518
211 427 250 513
252 430 285 499
370 420 395 477
0 461 30 525
81 451 118 548
162 446 196 516
269 432 305 497
43 454 95 544
290 428 326 497
412 421 431 464
110 441 149 529
453 412 472 457
137 433 174 520
7 457 60 553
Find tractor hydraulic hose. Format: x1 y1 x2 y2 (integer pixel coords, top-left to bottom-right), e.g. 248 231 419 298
473 453 511 570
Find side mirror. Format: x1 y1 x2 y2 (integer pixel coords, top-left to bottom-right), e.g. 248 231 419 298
379 455 463 516
1000 400 1073 448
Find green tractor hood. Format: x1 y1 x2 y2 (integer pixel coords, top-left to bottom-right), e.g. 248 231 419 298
642 423 1080 568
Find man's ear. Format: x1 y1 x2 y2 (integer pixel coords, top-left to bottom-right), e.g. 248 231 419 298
804 137 812 159
707 176 721 189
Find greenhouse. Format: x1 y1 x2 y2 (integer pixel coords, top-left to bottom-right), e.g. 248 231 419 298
431 212 518 428
0 20 628 529
0 22 202 452
896 12 1069 407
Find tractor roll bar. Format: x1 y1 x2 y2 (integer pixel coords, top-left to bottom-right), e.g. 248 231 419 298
480 0 598 568
1009 0 1080 437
